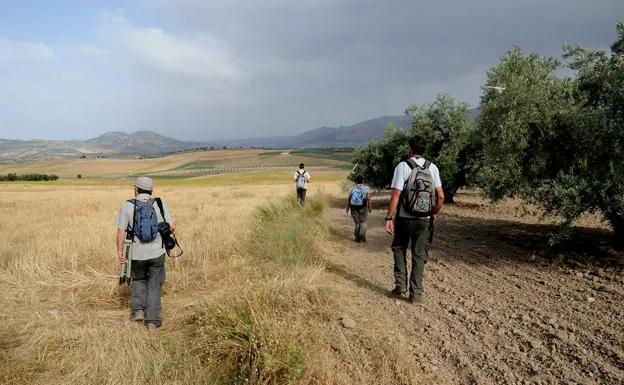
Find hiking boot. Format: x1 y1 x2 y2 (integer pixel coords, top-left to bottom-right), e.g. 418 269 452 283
132 310 145 322
408 294 422 304
391 287 406 296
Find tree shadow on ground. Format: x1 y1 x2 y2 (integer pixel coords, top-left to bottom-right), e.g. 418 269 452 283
330 191 623 270
435 214 623 270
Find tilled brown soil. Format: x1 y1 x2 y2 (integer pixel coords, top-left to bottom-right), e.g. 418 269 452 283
321 192 624 385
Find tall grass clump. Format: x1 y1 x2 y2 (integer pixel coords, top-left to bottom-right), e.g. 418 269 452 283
186 303 307 385
253 190 328 266
180 189 337 384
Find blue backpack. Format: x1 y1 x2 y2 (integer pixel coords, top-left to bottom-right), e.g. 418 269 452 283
350 185 366 208
129 198 159 242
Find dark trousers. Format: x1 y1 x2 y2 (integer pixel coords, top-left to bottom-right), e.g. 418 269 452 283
131 255 166 327
391 219 430 296
350 206 369 241
296 188 307 206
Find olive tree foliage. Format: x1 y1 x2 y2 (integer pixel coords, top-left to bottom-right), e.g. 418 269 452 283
477 20 624 245
561 20 624 245
349 123 410 189
350 94 476 202
477 46 577 203
405 94 476 202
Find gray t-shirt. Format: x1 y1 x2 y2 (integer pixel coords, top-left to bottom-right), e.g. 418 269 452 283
115 193 175 261
390 157 442 219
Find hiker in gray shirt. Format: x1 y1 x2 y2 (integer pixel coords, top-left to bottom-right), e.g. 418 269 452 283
385 136 444 303
115 176 175 330
346 175 372 242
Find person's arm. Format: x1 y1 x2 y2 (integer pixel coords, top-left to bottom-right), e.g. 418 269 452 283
117 228 127 263
115 205 130 263
430 164 444 220
367 193 372 213
385 189 401 235
386 163 406 235
432 187 445 220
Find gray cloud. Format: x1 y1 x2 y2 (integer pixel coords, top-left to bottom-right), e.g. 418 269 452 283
1 0 622 141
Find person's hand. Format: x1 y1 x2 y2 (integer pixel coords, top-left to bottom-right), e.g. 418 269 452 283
433 212 440 221
368 208 372 214
169 223 176 233
385 219 394 235
346 208 350 214
118 252 126 264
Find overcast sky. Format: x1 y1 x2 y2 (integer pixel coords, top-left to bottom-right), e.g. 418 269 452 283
0 1 622 141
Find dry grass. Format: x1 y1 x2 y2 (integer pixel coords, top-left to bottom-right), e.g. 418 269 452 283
0 174 427 384
0 180 331 384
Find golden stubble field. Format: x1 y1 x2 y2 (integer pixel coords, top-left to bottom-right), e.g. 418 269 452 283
0 178 353 385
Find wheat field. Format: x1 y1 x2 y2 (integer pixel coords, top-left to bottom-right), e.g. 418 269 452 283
0 181 299 383
0 174 413 385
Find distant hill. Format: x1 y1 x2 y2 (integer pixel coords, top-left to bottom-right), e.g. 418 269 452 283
85 131 209 156
214 109 479 148
212 115 415 148
0 110 479 163
0 131 211 163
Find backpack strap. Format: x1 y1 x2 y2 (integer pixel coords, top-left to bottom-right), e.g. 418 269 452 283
126 199 137 241
406 158 429 170
154 197 166 223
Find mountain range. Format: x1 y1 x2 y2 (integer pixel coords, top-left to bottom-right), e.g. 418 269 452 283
0 111 477 163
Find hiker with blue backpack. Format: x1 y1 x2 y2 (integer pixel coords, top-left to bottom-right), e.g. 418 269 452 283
115 176 176 330
293 163 311 206
385 136 444 304
346 175 372 242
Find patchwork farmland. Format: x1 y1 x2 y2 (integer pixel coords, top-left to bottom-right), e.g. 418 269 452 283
0 148 355 180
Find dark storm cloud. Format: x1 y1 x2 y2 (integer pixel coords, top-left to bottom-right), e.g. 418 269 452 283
136 0 623 140
2 1 622 141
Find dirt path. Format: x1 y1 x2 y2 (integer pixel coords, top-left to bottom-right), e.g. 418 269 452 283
320 193 624 385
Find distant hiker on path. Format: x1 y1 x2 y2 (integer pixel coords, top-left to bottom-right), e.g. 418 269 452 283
384 136 444 303
116 176 176 330
294 163 311 206
346 175 372 242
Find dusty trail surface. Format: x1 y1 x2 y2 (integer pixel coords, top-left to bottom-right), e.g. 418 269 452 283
320 191 624 385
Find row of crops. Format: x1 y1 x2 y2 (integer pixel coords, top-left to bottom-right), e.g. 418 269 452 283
146 165 301 178
179 153 352 169
102 152 352 179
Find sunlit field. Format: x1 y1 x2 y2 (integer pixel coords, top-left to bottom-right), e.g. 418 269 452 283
2 167 421 385
0 180 308 384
